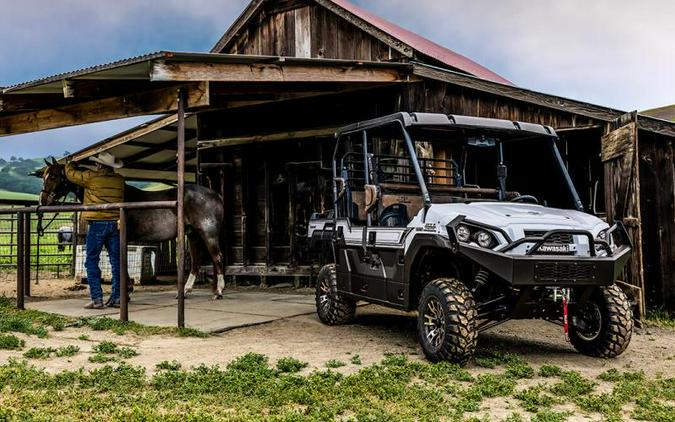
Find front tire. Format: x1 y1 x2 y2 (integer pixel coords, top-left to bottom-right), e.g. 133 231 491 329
569 284 633 358
315 264 356 325
417 278 478 363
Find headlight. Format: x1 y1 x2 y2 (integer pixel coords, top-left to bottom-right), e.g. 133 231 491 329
476 231 494 248
597 229 607 240
456 225 471 242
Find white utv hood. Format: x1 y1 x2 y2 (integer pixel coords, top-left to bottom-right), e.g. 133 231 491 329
410 202 609 255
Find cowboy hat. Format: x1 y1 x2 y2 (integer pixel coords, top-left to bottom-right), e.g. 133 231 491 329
90 151 123 169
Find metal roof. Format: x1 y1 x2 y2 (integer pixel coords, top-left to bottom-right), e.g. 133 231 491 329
2 51 409 95
328 0 512 85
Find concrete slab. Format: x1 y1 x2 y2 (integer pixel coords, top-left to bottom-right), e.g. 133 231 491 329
25 289 316 333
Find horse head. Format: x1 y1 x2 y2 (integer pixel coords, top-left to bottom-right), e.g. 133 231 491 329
39 157 80 205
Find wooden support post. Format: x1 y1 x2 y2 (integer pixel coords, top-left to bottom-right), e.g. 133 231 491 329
16 212 24 310
264 159 271 267
176 89 187 328
119 208 129 322
23 213 31 297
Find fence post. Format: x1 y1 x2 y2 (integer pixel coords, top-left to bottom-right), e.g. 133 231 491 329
119 207 128 322
176 88 186 328
24 213 31 296
16 212 24 310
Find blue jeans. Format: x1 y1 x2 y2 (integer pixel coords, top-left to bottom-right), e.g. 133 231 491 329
85 220 120 302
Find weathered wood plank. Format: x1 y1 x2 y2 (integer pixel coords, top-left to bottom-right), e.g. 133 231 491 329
0 83 208 137
601 122 636 162
313 0 413 58
211 0 265 53
198 127 336 149
294 7 312 58
151 60 416 83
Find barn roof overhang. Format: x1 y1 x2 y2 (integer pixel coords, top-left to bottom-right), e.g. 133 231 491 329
0 51 419 138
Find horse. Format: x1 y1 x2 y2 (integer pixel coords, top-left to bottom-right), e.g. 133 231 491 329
39 158 227 300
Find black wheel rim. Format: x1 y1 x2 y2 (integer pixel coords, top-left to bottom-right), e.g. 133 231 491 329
318 276 331 314
423 296 445 349
574 301 602 341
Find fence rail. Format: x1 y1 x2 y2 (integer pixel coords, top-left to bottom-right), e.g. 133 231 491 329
0 201 178 322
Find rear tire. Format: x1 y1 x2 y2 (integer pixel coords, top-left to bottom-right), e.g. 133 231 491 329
417 278 478 364
569 284 633 358
315 264 356 325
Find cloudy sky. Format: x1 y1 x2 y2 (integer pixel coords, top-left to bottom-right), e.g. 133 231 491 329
0 0 673 159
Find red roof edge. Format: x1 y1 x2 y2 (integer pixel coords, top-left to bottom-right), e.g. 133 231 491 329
329 0 513 86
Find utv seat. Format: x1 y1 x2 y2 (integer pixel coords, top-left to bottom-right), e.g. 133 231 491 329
379 204 408 227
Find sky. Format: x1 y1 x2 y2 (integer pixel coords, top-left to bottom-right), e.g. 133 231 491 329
0 0 673 159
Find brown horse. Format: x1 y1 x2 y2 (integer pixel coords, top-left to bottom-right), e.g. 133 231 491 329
39 158 227 299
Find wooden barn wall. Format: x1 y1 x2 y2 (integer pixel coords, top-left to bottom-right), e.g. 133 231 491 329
224 3 402 62
638 131 675 310
402 81 600 129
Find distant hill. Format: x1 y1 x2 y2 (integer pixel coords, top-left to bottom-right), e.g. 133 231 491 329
642 104 675 122
0 156 171 197
0 157 44 195
0 189 39 201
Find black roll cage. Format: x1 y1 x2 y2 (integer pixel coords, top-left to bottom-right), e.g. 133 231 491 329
331 112 585 224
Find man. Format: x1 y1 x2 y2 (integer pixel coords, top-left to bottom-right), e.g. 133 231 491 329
65 152 125 309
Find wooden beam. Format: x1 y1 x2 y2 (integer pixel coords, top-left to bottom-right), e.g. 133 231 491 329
151 60 416 83
198 127 336 149
0 94 69 112
115 168 196 183
0 82 209 137
69 115 178 161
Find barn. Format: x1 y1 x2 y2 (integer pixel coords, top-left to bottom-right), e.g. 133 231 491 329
1 0 674 315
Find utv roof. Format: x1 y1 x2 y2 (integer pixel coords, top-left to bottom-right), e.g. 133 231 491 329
335 112 557 138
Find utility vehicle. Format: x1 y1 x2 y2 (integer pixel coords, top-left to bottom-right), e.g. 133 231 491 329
310 112 633 363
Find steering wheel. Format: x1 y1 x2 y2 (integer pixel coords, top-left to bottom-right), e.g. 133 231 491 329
511 195 539 204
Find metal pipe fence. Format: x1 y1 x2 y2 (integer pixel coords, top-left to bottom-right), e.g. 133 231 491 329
0 201 177 322
0 210 76 280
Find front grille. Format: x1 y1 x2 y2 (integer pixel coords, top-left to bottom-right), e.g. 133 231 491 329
525 231 573 244
534 262 597 282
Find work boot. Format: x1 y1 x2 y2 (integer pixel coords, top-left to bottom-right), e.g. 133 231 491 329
105 297 120 308
84 300 104 309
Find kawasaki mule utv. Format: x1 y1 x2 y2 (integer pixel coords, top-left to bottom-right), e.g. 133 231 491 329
309 112 633 363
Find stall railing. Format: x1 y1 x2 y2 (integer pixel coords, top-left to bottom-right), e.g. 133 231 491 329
0 201 177 323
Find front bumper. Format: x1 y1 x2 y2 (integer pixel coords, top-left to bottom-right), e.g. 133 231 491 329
449 222 632 286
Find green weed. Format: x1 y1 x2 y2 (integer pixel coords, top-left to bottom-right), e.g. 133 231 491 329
0 333 24 350
550 370 595 397
531 409 571 422
538 364 563 377
514 385 556 412
155 360 182 371
350 354 362 365
23 347 56 359
276 357 308 373
55 345 80 357
325 359 346 368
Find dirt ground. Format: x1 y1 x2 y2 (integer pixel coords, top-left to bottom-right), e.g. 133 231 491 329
1 277 674 421
1 277 673 378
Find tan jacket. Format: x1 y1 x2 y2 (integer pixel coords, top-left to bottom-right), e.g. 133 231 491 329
65 163 125 221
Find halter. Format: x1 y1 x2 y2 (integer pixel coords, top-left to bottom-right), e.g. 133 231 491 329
38 166 74 237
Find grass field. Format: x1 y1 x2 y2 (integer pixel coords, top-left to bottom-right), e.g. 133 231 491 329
0 298 673 421
0 189 38 201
